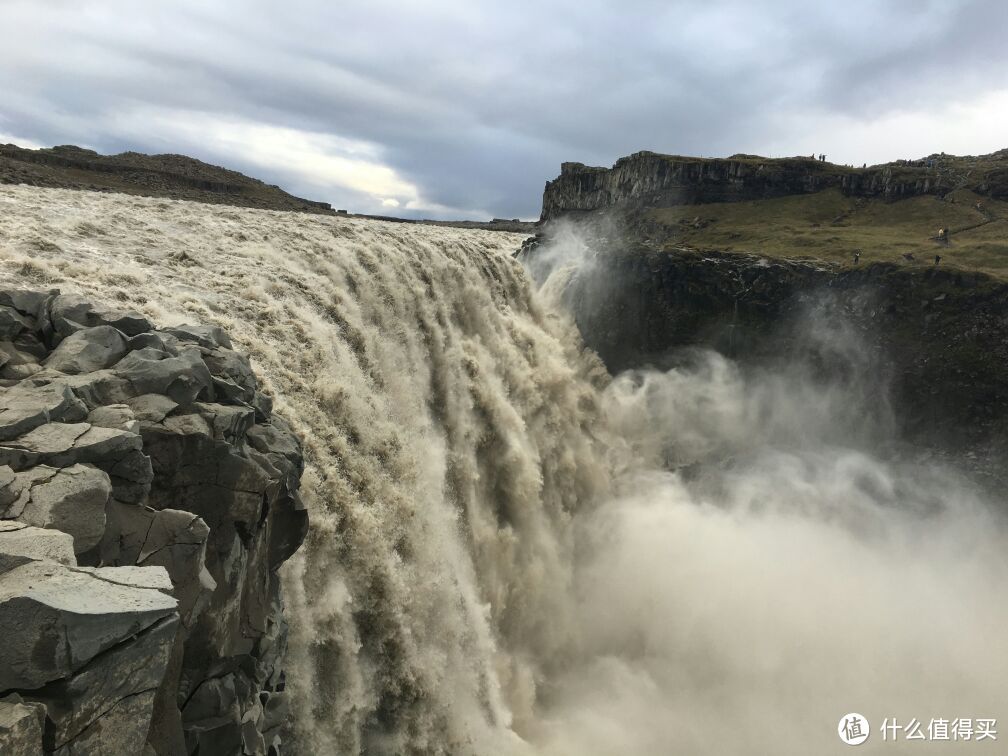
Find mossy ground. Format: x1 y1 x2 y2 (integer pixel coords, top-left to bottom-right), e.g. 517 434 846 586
648 187 1008 280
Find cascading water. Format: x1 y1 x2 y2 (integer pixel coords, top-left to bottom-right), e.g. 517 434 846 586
2 185 1006 755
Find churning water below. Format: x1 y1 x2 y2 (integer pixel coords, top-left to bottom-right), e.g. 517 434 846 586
1 185 1005 755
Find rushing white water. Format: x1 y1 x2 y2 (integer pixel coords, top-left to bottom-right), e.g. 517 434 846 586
1 185 1006 755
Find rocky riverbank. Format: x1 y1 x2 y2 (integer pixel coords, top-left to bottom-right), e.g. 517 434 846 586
0 289 306 755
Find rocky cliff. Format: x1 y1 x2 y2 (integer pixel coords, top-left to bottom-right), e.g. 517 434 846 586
0 290 307 755
540 149 1008 221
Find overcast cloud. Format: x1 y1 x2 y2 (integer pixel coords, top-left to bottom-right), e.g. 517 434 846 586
2 0 1007 219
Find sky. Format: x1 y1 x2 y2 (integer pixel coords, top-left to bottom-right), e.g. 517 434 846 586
2 0 1008 220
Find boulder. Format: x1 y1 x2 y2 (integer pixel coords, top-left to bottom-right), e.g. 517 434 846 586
196 402 256 445
0 340 40 376
34 369 133 411
0 464 15 507
43 325 129 374
100 503 215 627
126 393 179 423
0 289 55 321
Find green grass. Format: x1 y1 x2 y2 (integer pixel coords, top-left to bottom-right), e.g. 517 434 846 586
647 188 1008 279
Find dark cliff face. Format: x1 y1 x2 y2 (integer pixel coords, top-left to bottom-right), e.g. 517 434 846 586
519 235 1008 482
0 289 307 755
540 150 1008 221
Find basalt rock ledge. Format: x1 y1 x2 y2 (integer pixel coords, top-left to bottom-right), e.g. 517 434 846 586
0 289 307 756
540 149 1008 221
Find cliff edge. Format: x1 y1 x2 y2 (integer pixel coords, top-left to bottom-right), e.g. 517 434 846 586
0 289 307 755
541 149 1008 222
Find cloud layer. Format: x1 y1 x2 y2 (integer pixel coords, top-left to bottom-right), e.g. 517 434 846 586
2 0 1008 218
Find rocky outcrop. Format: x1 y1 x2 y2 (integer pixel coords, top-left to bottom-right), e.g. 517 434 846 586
0 289 307 755
539 149 1008 221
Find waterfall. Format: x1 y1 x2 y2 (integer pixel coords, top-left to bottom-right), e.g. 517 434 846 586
2 184 1006 755
0 185 612 753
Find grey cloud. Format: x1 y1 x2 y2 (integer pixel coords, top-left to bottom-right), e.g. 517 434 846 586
2 0 1007 219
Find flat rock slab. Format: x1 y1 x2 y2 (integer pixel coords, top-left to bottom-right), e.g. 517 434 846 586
0 560 177 689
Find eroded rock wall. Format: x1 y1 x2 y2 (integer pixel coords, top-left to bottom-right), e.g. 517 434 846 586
539 150 1008 221
0 289 306 755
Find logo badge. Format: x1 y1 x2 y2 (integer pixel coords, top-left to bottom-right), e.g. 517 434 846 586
838 713 870 746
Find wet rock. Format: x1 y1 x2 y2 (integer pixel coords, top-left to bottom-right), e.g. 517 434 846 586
196 402 256 445
203 347 257 403
0 289 56 322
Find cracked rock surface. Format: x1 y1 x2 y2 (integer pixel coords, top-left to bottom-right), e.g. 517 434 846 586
0 289 307 755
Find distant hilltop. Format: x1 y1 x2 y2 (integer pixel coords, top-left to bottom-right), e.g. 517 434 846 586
0 143 335 214
540 148 1008 221
0 143 536 231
